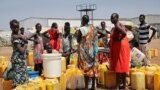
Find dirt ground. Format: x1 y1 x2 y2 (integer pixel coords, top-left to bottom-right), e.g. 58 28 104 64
0 39 159 90
147 39 160 65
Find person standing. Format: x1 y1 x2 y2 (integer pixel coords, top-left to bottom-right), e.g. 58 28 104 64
62 22 72 66
97 21 110 48
76 15 98 90
19 27 29 60
10 19 28 88
138 14 157 65
109 13 130 89
28 23 44 75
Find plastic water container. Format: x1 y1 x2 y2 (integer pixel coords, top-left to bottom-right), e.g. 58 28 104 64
145 72 154 90
131 47 146 61
28 71 39 78
27 51 34 66
45 78 59 90
61 57 66 73
42 53 62 78
131 72 145 90
154 72 160 90
104 71 116 89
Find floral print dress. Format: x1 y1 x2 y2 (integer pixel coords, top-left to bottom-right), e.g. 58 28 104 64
78 25 99 77
11 37 28 88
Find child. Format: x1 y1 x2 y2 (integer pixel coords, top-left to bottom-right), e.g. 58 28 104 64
28 23 44 75
20 27 25 35
62 22 73 67
46 43 53 53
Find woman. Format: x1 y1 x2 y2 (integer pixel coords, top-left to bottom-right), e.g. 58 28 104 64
76 15 98 90
10 19 28 88
28 23 44 75
43 23 60 51
109 13 130 89
62 22 72 67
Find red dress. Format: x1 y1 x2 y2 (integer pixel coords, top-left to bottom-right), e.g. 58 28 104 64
109 28 130 73
48 29 60 51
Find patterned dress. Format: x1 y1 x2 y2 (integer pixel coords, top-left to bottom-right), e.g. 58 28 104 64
78 25 99 77
11 37 28 88
33 34 44 64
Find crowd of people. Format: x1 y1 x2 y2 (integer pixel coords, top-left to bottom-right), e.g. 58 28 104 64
6 13 157 89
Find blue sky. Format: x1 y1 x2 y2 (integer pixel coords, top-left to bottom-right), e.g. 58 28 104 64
0 0 160 30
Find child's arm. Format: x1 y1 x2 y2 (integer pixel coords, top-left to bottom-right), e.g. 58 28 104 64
13 39 27 54
28 33 40 44
27 33 35 41
42 30 49 39
12 34 28 43
28 33 37 42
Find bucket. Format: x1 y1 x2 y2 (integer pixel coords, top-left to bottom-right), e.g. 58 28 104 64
42 53 62 78
131 47 146 61
28 71 39 78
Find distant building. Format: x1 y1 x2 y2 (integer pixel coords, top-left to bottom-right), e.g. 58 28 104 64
19 17 131 33
19 14 160 37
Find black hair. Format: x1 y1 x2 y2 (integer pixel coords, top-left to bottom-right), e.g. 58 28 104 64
51 22 57 28
65 22 70 27
139 14 145 19
82 15 89 24
10 19 19 27
20 27 24 30
112 13 119 19
35 23 41 27
101 21 105 24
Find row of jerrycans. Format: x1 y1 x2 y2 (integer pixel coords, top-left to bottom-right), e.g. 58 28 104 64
98 63 160 90
130 65 160 90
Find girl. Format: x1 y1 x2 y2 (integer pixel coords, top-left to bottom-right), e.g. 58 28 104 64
28 23 44 75
62 22 72 67
43 23 60 51
10 19 28 88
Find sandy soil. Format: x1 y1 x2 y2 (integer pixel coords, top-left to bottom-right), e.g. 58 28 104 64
148 39 160 65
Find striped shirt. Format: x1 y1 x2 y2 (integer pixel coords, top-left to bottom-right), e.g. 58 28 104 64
138 23 150 44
